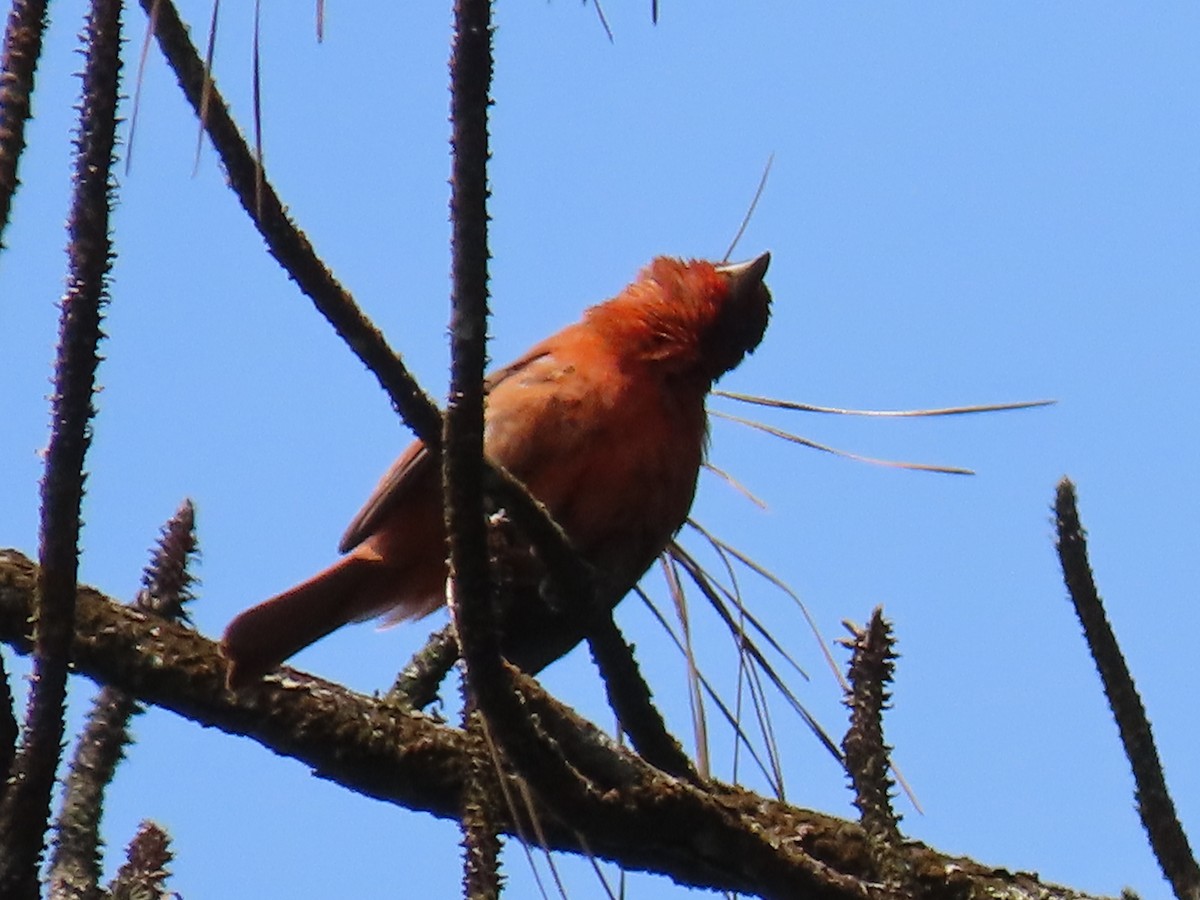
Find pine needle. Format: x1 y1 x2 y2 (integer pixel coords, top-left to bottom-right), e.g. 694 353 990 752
687 520 847 693
723 152 773 263
661 555 710 778
192 0 221 176
666 543 842 762
710 409 977 475
715 391 1055 419
702 461 768 509
126 0 163 174
635 588 785 793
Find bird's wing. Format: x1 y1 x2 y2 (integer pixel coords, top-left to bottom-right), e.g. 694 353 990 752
338 438 434 553
337 343 558 553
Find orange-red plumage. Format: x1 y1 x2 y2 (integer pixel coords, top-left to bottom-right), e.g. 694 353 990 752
221 253 772 687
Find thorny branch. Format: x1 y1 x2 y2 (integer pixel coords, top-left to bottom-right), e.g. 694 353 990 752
0 547 1106 900
584 610 699 782
0 1 121 895
841 609 911 893
1054 479 1200 900
440 7 697 851
106 821 173 900
0 0 49 245
444 0 503 893
48 500 197 900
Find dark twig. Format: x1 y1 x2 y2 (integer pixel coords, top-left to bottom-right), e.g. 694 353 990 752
585 611 700 783
444 0 495 682
0 0 49 246
443 0 625 834
461 706 503 900
50 689 138 900
138 0 442 445
388 623 460 709
388 604 699 787
840 608 909 892
0 652 15 800
441 0 684 836
443 0 503 892
0 2 121 895
250 0 264 216
106 821 173 900
1054 479 1200 900
591 0 614 42
48 500 197 900
133 499 198 621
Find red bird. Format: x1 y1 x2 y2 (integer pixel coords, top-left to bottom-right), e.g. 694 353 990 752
221 253 772 688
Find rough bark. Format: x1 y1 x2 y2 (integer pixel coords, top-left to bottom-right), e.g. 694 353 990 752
0 548 1103 900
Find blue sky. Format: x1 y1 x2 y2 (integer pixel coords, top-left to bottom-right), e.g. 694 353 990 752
3 2 1199 896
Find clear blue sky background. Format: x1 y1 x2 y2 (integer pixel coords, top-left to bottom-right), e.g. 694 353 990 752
3 2 1198 897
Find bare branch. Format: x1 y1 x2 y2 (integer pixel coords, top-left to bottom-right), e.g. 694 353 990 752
0 0 49 246
388 622 460 709
133 499 198 620
461 709 504 900
0 2 121 893
445 0 497 698
0 652 13 800
1054 479 1200 900
48 500 198 900
0 548 1042 900
840 609 909 892
442 3 506 893
106 821 173 900
49 688 138 900
585 608 699 783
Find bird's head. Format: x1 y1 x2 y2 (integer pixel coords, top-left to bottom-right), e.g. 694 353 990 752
588 252 773 383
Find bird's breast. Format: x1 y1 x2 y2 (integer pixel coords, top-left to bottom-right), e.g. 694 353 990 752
484 350 708 589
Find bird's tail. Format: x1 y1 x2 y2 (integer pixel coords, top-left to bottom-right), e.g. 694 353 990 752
221 551 386 689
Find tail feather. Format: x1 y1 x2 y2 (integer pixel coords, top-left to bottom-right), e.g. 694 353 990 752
221 552 385 689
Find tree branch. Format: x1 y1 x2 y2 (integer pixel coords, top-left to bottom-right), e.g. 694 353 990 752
0 2 121 893
841 608 909 892
444 0 502 892
1054 479 1200 900
48 499 197 900
0 548 1110 900
0 0 49 245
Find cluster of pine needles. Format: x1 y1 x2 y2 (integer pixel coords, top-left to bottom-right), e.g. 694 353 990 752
652 392 1053 796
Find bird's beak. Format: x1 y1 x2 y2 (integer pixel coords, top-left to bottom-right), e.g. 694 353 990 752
716 251 771 290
